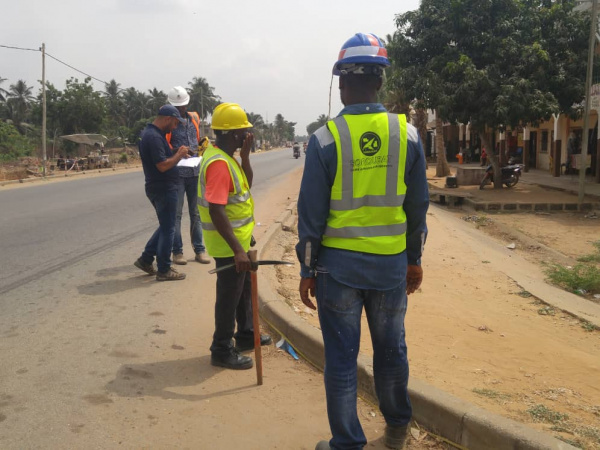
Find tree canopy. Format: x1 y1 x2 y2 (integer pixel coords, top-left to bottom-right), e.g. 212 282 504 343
388 0 592 132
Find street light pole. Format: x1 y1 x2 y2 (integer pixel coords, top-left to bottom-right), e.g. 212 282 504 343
579 0 599 203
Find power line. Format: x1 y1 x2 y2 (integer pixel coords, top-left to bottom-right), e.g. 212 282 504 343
45 52 108 85
0 44 39 52
1 43 109 86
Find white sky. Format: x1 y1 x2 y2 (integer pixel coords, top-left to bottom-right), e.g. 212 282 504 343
0 0 420 135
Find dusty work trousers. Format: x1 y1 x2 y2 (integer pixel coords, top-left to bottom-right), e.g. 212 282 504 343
316 271 411 450
210 257 254 355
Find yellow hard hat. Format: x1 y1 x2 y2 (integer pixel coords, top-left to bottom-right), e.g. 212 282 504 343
211 103 253 130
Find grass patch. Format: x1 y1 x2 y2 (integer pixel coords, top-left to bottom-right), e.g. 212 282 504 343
472 388 511 400
580 320 599 332
544 263 600 295
518 290 533 298
538 306 556 316
577 241 600 263
527 404 569 424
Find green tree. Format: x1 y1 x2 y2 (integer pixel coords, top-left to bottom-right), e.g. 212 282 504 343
188 77 220 120
122 87 151 128
0 76 8 103
246 112 265 142
388 0 590 187
306 114 329 135
147 88 167 114
56 77 105 135
6 79 35 134
102 79 124 124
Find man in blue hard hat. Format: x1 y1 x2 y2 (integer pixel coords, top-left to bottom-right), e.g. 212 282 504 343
297 33 429 450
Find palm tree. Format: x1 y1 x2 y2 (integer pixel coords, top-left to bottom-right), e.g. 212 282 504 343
0 76 8 103
103 79 124 126
246 112 265 144
122 88 151 128
147 88 167 113
7 80 35 133
188 77 220 120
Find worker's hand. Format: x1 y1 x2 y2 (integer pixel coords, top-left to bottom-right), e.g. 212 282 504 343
177 146 190 159
406 265 423 295
233 250 253 273
240 132 254 160
299 277 316 310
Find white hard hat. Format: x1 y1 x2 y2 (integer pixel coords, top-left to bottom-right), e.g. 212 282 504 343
168 86 190 106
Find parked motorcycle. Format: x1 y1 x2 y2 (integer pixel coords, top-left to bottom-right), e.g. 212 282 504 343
479 164 523 189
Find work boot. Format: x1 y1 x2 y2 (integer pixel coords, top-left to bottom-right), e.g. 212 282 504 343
195 251 211 264
384 424 409 449
211 348 253 370
315 441 331 450
156 267 186 282
134 258 156 275
173 253 187 265
235 334 273 352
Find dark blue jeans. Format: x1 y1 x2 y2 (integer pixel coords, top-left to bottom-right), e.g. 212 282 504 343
140 186 178 274
316 271 411 450
173 175 205 255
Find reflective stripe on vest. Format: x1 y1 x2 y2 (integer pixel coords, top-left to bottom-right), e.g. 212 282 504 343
322 113 408 255
197 146 255 257
197 153 250 207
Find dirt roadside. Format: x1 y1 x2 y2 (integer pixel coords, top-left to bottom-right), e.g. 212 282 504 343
268 173 600 449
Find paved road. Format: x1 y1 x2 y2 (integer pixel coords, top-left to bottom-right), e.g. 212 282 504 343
0 148 302 296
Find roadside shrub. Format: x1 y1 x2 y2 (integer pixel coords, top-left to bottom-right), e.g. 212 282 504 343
0 121 33 162
544 263 600 295
119 153 128 163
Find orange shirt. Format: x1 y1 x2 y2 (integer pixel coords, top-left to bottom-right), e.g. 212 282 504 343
204 160 235 205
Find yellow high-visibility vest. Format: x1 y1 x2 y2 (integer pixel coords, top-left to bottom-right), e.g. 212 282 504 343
322 112 408 255
198 145 254 257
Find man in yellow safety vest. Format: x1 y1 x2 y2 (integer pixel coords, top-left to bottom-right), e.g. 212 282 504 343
297 33 429 450
198 103 271 370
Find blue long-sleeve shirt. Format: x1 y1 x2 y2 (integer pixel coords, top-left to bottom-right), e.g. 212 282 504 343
296 103 429 290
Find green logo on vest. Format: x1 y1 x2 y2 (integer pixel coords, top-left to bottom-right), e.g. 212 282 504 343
359 132 381 156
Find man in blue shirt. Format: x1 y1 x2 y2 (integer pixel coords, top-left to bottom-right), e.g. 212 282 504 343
134 105 191 281
297 33 429 450
166 86 210 265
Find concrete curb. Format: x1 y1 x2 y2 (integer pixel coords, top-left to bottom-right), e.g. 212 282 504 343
0 165 142 187
255 207 576 450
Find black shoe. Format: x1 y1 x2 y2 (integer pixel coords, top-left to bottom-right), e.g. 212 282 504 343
211 349 253 370
384 424 409 449
235 334 273 352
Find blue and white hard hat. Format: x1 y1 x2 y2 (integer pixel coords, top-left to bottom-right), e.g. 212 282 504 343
332 32 390 76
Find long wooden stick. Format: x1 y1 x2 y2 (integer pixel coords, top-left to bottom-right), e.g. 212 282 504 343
248 250 263 385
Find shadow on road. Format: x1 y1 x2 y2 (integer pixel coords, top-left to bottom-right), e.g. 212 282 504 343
76 265 157 296
105 356 256 402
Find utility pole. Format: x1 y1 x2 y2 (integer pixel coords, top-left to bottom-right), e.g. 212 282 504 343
41 43 47 178
579 0 599 203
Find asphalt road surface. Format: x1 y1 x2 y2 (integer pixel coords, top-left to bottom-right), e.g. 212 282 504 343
0 148 301 297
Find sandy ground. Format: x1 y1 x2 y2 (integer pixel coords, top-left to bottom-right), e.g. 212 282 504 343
268 182 600 449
